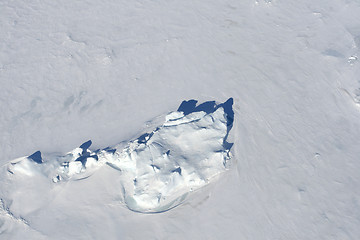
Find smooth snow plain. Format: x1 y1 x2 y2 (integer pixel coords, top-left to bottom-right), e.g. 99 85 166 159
1 0 360 239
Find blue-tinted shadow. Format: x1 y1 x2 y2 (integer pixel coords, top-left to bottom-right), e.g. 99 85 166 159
76 140 98 167
177 98 234 150
28 151 43 164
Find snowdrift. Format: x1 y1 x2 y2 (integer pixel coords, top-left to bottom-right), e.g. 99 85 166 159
1 98 233 213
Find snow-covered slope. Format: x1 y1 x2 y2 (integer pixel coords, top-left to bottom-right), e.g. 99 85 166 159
1 0 360 239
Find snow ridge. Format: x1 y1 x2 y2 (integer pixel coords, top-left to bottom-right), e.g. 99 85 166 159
3 99 234 213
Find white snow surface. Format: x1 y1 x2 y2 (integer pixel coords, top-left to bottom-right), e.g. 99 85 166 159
1 0 360 239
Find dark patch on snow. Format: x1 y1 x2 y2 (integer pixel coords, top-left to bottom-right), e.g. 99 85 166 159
172 167 182 175
217 98 234 150
177 99 216 115
75 155 88 166
104 147 116 154
177 100 198 115
137 132 154 144
177 98 233 127
177 98 234 151
75 155 98 167
151 164 160 170
76 140 98 167
195 101 216 114
54 175 61 181
220 98 234 127
80 140 92 154
106 162 122 171
28 151 43 164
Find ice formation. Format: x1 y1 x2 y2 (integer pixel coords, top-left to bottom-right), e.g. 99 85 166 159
4 99 234 213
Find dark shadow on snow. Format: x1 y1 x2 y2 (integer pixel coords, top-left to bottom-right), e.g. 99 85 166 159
137 132 154 144
177 98 234 151
172 167 182 175
28 151 43 164
177 100 198 115
75 140 98 167
136 98 234 152
80 140 92 155
177 100 218 115
103 147 116 154
24 99 233 171
217 98 234 150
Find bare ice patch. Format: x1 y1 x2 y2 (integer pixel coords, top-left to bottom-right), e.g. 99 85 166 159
2 99 234 213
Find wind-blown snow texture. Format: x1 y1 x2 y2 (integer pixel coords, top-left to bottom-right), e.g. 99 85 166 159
1 0 360 239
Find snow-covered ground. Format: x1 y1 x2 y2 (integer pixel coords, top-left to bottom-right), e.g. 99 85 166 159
1 0 360 239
